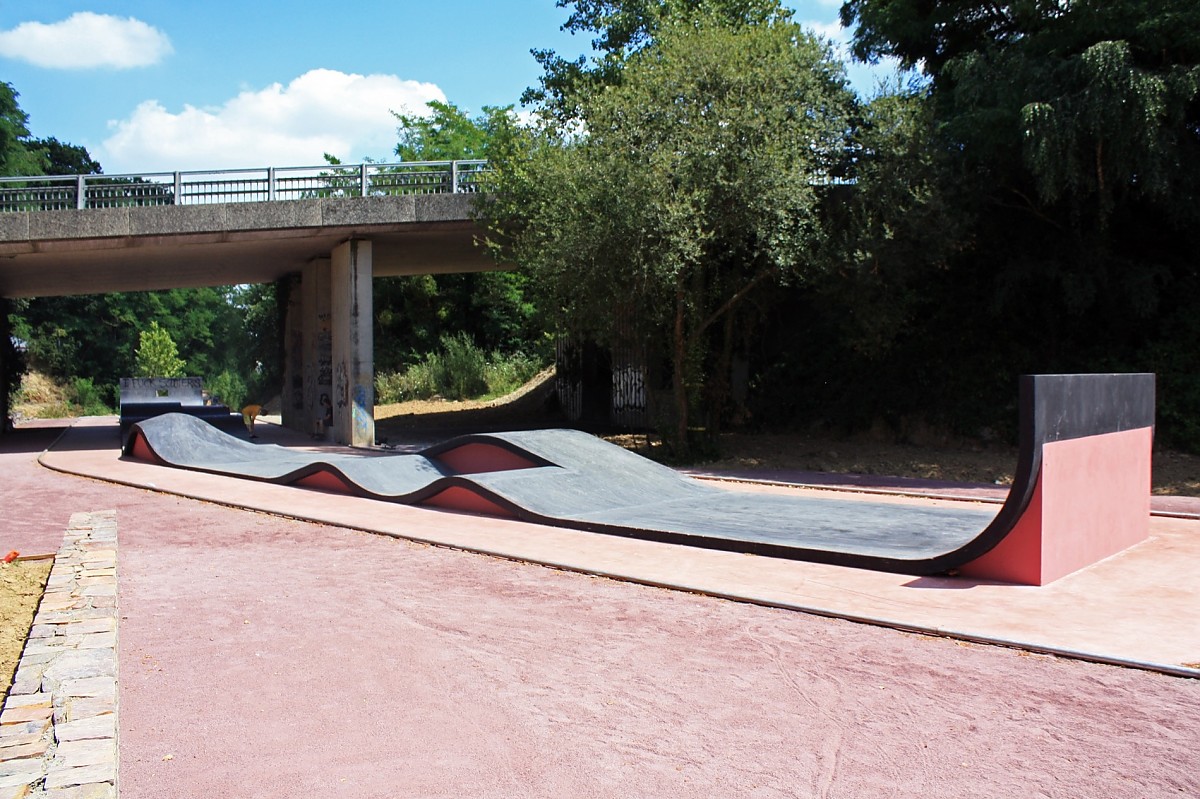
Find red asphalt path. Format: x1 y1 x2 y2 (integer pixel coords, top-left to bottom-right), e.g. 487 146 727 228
3 425 1200 798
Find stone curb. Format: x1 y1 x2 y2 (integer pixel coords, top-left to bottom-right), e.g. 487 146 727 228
0 511 118 799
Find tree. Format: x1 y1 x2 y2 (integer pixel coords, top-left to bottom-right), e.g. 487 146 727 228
364 101 544 376
841 0 1200 237
29 137 101 175
0 82 42 177
525 0 796 121
134 321 186 378
488 12 856 453
816 81 962 358
392 100 501 162
19 288 245 380
828 0 1200 450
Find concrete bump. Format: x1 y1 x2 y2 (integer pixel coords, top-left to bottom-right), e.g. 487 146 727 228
52 717 113 745
41 650 116 689
41 783 115 799
0 758 45 788
43 762 115 791
51 739 113 771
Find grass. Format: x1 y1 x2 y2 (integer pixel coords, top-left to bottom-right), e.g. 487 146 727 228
11 372 113 419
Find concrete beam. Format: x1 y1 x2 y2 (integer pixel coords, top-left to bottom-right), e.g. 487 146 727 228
0 194 509 298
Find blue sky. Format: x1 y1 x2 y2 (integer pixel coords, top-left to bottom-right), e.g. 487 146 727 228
0 1 891 174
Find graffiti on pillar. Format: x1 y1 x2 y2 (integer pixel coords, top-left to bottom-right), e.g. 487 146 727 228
353 384 371 442
288 329 304 412
334 361 349 409
316 317 332 387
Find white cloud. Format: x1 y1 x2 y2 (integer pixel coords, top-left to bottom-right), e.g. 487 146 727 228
804 19 851 51
802 18 910 97
0 12 172 69
98 69 447 173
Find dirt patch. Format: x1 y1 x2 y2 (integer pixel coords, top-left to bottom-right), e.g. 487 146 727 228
375 368 559 440
1 558 52 701
609 431 1200 496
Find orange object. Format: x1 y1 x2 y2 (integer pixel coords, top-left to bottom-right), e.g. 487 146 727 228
2 550 18 563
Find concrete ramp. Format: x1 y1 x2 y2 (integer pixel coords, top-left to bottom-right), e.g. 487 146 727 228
125 374 1155 584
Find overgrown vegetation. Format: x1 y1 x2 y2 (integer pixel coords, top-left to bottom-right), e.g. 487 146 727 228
12 372 112 419
375 333 544 403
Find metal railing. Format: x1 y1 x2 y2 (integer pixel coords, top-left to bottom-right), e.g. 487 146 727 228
0 160 490 213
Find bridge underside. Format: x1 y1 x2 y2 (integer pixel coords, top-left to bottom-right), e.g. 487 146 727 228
0 193 506 445
0 194 499 298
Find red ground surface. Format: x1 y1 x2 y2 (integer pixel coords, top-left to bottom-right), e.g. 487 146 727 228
4 427 1199 797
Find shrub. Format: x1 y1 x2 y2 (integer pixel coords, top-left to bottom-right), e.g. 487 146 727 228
482 351 541 398
375 335 546 404
376 360 439 404
69 377 112 416
434 333 487 400
205 370 247 410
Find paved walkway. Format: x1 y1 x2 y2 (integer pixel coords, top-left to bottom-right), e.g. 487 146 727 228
3 419 1199 797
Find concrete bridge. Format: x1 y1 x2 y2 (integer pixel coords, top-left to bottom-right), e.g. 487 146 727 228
0 161 504 445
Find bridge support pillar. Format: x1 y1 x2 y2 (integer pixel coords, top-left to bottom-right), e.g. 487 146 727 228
330 239 375 446
278 274 304 430
297 258 333 440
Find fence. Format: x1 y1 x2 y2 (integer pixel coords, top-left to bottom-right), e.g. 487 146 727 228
0 160 490 213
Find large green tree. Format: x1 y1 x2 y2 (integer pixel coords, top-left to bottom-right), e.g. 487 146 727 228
392 100 499 162
1 83 101 423
488 11 855 452
833 0 1200 447
0 82 42 177
526 0 795 121
31 136 102 176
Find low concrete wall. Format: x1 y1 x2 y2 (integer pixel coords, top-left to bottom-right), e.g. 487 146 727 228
118 377 204 407
0 194 475 246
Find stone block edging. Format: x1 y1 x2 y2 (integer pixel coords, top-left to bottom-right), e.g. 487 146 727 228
0 511 118 799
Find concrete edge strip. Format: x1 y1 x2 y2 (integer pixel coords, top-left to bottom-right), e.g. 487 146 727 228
38 439 1200 681
0 511 119 799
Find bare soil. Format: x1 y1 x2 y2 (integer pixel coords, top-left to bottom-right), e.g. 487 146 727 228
608 431 1200 496
0 558 51 701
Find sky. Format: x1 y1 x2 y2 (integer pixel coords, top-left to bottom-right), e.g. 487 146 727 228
0 1 895 174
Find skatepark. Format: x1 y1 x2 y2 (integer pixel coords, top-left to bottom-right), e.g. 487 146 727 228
2 394 1198 797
